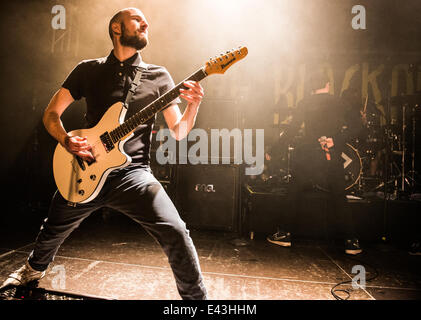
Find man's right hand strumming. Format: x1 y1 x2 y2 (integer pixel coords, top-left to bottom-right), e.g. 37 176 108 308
63 135 95 161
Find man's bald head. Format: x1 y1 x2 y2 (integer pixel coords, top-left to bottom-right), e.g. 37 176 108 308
108 7 143 40
108 8 149 50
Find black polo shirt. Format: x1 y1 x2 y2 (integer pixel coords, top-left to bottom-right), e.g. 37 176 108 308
62 50 181 166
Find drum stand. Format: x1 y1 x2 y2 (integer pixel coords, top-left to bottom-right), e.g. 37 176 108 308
408 103 419 190
384 98 420 198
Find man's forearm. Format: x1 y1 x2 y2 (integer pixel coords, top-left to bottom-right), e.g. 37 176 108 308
42 88 75 147
171 103 199 140
43 110 69 146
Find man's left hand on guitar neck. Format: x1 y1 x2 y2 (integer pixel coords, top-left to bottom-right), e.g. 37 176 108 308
179 80 204 110
163 80 204 141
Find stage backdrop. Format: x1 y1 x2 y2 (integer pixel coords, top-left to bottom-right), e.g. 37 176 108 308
0 0 419 221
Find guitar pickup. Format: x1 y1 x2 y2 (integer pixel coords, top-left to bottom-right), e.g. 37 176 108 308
76 156 86 171
100 132 115 153
75 153 96 171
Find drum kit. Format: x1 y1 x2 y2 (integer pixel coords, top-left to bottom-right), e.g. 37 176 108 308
269 93 421 198
350 93 421 198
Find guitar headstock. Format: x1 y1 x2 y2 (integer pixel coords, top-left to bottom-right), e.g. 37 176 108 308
204 47 248 75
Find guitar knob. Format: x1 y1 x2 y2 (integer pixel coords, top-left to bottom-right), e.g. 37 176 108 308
90 175 96 181
78 190 85 196
77 179 82 184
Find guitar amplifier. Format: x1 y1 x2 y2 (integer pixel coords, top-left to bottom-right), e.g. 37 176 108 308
175 164 240 232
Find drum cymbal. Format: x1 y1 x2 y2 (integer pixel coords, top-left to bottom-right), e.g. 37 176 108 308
388 93 421 106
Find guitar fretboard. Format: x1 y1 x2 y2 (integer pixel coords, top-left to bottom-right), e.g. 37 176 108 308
109 68 208 143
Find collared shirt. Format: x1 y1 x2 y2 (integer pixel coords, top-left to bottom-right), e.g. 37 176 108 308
62 50 181 166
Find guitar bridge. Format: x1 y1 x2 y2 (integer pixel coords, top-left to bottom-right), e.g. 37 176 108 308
100 132 115 153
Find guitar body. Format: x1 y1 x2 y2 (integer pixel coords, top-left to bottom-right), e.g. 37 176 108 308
53 102 132 203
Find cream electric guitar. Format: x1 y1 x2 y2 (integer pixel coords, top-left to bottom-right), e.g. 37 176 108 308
53 47 248 204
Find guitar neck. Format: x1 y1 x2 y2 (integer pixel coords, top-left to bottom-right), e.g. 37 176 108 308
109 67 208 143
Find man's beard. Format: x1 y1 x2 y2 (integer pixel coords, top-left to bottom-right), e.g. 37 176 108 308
119 22 148 50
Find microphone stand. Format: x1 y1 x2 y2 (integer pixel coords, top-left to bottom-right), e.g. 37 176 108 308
382 85 392 243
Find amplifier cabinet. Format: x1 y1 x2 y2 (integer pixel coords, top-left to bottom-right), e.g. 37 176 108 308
175 164 240 232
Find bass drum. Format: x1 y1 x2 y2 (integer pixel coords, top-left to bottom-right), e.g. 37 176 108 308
342 143 362 190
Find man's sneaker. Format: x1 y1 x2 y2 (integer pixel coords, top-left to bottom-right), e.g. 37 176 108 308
267 231 292 247
1 261 46 288
345 238 362 255
409 242 421 256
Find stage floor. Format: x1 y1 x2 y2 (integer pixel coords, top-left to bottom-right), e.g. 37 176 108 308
0 213 420 300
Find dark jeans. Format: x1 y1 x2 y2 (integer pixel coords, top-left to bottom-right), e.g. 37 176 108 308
28 166 207 300
281 144 356 240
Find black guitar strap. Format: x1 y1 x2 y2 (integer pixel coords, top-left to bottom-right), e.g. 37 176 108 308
124 61 149 109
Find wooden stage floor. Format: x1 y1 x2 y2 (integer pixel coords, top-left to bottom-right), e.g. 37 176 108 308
0 212 420 301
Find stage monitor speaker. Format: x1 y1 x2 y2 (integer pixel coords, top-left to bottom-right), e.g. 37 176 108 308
175 164 240 232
